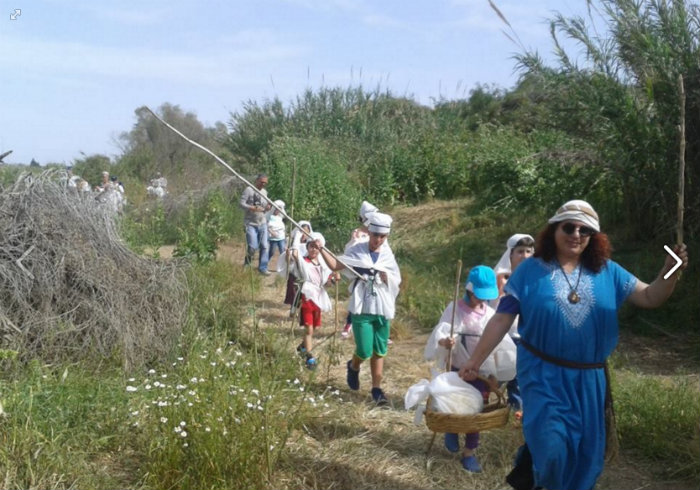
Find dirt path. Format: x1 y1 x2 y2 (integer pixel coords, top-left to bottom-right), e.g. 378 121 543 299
207 240 692 490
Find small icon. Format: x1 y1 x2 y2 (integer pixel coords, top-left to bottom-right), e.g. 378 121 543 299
663 245 682 279
10 9 21 20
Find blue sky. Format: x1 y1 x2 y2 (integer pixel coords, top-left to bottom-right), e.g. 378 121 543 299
1 0 595 164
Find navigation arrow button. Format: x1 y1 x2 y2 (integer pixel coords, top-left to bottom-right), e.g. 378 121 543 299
663 245 682 279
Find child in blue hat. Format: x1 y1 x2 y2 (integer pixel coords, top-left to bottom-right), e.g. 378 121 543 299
424 265 516 473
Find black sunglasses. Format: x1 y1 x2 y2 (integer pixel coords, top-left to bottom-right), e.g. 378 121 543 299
561 222 596 237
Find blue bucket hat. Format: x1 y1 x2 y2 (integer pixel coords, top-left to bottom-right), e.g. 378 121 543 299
466 265 499 301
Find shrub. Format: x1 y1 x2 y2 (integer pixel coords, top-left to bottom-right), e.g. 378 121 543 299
263 136 362 248
173 190 236 264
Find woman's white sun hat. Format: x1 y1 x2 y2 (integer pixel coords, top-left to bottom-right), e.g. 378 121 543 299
548 199 600 232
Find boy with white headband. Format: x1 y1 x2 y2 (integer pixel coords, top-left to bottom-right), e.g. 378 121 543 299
319 212 401 406
341 201 379 339
289 232 335 370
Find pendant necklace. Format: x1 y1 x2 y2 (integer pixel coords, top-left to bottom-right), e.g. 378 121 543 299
558 262 582 304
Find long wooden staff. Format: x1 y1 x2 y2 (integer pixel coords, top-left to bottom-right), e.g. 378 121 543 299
445 260 463 373
324 278 340 383
285 158 297 282
145 107 364 281
677 74 686 248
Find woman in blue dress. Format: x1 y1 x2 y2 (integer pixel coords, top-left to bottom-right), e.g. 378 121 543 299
459 200 688 490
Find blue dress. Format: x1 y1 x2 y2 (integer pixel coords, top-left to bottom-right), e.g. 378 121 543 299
501 257 637 490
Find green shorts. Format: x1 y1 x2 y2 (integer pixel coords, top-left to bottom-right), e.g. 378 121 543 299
351 314 390 360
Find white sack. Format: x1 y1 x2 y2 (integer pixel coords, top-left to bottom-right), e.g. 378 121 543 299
429 371 484 416
404 372 483 426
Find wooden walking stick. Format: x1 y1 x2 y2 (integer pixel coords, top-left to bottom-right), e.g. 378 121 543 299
325 278 340 383
445 260 463 373
286 158 297 282
334 277 340 333
426 259 463 455
677 74 686 249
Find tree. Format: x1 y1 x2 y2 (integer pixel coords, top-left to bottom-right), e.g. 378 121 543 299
512 0 700 239
72 154 111 187
117 103 229 192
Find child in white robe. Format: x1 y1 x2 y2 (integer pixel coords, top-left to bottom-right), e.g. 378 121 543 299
424 265 516 473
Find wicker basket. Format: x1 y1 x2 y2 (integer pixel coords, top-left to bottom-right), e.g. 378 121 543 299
424 376 510 433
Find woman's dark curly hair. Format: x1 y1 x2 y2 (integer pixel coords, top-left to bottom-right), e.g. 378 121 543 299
534 223 612 273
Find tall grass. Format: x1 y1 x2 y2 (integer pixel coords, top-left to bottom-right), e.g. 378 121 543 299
0 260 327 489
613 370 700 480
0 360 133 489
126 328 318 490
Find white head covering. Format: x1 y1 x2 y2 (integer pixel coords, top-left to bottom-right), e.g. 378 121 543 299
297 220 312 232
548 199 600 232
359 201 379 221
367 212 392 235
273 199 285 209
290 220 313 248
309 232 325 248
494 233 535 275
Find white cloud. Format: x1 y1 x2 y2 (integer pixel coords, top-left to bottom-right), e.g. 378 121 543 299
88 6 172 26
40 0 172 26
2 33 308 88
281 0 362 12
362 14 406 29
448 0 484 7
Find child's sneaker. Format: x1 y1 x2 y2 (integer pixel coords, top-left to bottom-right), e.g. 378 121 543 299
371 387 389 406
346 360 360 390
296 342 306 357
340 323 352 339
305 356 317 370
461 455 482 473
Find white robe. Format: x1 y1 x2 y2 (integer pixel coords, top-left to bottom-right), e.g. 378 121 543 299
339 241 401 320
291 255 333 312
424 298 516 381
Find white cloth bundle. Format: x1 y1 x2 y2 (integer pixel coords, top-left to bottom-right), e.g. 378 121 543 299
404 371 484 425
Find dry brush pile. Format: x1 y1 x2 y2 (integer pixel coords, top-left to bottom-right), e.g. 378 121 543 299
0 170 187 369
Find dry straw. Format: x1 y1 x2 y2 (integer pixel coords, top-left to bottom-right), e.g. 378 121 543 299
0 170 186 369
